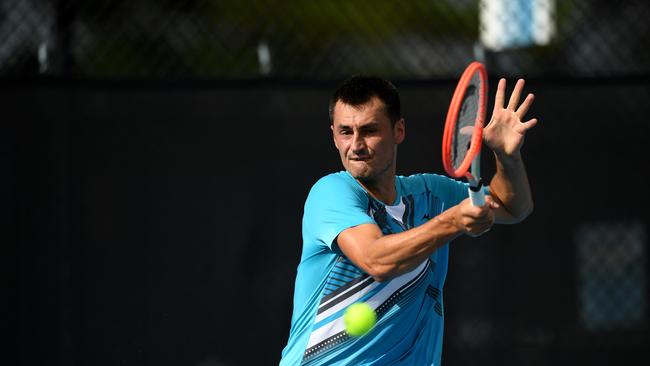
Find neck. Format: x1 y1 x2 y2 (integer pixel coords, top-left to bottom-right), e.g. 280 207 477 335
357 174 397 205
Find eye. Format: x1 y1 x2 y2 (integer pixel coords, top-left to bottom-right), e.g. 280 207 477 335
340 129 352 135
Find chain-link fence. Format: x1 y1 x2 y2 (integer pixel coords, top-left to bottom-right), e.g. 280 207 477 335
2 0 649 79
577 221 647 332
5 1 650 365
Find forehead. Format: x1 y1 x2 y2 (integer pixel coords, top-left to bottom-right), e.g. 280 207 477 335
332 96 391 127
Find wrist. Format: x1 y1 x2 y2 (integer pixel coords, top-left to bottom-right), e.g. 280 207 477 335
494 151 523 166
435 207 464 235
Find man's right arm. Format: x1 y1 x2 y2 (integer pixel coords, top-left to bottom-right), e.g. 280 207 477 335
336 197 499 282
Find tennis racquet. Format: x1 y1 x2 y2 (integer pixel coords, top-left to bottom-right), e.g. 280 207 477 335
442 61 488 207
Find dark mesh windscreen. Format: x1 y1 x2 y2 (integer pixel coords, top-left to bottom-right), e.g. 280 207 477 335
451 72 482 170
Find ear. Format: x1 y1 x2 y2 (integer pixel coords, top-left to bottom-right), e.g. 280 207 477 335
331 124 339 149
393 118 406 144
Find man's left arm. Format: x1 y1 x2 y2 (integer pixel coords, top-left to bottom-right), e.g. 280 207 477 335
489 152 533 224
483 78 538 224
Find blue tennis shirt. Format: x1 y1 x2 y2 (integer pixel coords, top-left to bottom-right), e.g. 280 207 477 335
281 171 469 365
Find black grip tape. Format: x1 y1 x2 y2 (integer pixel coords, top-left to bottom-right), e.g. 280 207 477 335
469 179 483 192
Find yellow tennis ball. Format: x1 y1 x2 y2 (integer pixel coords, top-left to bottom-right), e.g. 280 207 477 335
344 302 377 336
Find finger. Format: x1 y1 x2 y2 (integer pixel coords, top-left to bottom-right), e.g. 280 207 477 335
464 206 487 220
516 93 535 118
479 202 499 213
473 217 493 227
463 198 495 218
507 79 525 111
519 118 538 132
471 205 494 221
493 78 506 112
484 195 500 209
459 125 475 136
488 199 500 210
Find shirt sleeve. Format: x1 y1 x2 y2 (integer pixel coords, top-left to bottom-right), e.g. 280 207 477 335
441 176 470 207
302 174 377 254
414 173 469 208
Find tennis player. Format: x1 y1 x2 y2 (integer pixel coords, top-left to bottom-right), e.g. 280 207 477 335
280 76 537 365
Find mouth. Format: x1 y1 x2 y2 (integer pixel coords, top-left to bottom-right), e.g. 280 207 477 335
349 156 371 162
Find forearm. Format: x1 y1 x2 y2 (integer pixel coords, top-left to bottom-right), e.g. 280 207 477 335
365 207 463 281
489 151 533 223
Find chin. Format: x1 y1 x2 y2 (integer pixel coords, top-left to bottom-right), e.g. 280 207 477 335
346 159 392 182
348 167 374 181
347 158 385 179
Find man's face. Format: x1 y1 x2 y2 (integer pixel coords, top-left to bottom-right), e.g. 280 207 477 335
331 96 405 182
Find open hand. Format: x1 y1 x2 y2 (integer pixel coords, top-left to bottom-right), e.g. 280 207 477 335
483 78 538 157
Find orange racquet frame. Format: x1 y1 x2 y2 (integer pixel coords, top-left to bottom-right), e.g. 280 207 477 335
442 61 488 206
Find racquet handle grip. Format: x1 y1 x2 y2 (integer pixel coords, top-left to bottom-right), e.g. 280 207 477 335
468 187 485 207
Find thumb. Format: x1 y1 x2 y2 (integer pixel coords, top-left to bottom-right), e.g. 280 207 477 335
484 195 500 210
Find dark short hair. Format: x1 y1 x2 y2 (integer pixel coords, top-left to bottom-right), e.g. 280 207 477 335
328 76 401 125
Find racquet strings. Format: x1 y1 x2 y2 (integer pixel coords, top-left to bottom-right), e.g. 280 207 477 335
451 72 482 172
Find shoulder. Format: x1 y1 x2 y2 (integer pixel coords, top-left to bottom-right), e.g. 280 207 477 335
311 171 354 189
398 173 463 192
308 171 365 198
398 173 468 202
304 172 370 212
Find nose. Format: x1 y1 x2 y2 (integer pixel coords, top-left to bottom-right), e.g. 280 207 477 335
351 131 366 153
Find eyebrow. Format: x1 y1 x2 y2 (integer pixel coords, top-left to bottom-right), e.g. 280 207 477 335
336 121 380 130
